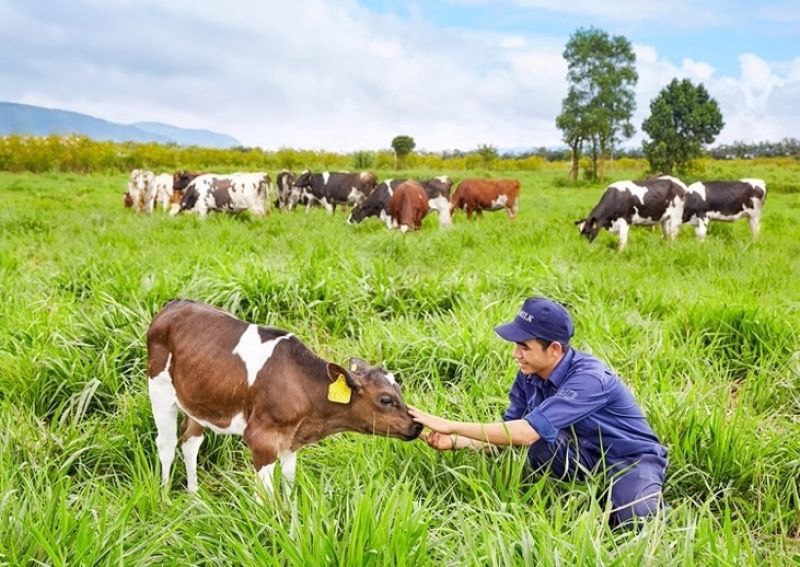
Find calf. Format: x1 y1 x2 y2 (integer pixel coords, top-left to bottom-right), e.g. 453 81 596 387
450 178 520 220
293 170 377 214
576 176 687 250
147 300 422 494
388 180 429 232
683 178 766 239
348 176 453 227
171 173 271 219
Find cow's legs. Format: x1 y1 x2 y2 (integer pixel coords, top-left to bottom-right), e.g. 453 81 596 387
748 213 761 238
179 417 206 493
506 202 518 220
616 219 630 250
660 217 678 240
148 355 178 488
695 217 709 240
244 426 281 497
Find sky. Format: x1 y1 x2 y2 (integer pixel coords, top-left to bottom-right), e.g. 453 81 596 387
1 0 798 152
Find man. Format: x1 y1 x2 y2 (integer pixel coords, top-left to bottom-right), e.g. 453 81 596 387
409 297 668 527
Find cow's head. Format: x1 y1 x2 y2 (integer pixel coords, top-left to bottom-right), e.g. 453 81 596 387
326 358 422 440
123 192 133 208
575 217 600 241
293 170 312 188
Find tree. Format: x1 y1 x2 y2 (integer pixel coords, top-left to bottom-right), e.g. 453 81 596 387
642 78 724 174
391 135 415 168
476 144 498 169
556 27 637 182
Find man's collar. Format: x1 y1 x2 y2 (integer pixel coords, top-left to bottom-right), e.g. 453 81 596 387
545 347 574 388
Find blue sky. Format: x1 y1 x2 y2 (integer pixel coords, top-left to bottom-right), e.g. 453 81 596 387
1 0 798 151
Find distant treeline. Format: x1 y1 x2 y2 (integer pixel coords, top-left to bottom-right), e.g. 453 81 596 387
1 134 797 175
0 135 547 174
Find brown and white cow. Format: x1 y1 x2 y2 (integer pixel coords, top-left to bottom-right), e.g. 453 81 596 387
147 300 422 494
388 180 429 232
575 175 687 250
170 173 271 219
450 178 521 220
683 178 766 239
348 176 453 227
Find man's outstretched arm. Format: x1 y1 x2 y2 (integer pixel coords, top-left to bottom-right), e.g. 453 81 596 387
410 406 540 447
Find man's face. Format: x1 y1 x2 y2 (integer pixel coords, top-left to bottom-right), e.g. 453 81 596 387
513 338 562 378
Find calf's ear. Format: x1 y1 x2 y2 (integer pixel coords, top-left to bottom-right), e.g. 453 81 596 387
327 362 364 392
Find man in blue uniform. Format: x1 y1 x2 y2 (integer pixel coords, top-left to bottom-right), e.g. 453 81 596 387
410 297 668 527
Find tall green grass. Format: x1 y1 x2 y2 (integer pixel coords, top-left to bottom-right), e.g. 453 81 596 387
1 165 798 565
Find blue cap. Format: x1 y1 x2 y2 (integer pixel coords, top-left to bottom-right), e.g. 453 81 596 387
494 297 574 344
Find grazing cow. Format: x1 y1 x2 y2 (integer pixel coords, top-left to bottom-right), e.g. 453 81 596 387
152 173 174 213
683 178 766 239
171 173 271 219
388 180 429 232
450 178 521 220
170 170 205 213
147 300 422 494
292 171 378 214
348 176 453 227
127 169 156 213
575 175 687 250
274 170 298 210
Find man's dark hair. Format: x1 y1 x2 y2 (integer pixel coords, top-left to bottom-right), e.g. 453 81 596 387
534 338 568 350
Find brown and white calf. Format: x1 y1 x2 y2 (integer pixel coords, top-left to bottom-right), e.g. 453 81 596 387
147 300 422 494
388 180 429 232
450 178 521 220
127 169 156 213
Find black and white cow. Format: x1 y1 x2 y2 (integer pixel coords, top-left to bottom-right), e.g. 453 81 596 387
575 175 687 250
347 176 453 227
683 178 766 239
274 170 298 210
292 171 377 214
171 173 271 219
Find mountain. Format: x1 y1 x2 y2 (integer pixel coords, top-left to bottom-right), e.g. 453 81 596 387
0 101 240 148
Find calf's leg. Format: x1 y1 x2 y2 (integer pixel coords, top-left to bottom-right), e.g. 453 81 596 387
180 417 206 493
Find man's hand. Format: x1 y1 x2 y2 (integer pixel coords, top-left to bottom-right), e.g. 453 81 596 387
421 431 455 451
408 406 456 434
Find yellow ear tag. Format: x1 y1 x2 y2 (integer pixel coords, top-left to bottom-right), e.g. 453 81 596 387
350 364 358 371
328 374 352 404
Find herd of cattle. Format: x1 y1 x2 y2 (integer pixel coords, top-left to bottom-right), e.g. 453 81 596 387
124 169 766 248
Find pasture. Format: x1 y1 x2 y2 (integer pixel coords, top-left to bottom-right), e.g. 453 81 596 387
0 162 798 565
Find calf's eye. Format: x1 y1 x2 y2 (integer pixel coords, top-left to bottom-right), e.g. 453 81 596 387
379 395 393 407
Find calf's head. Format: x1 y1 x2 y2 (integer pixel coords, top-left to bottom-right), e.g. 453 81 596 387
326 358 422 440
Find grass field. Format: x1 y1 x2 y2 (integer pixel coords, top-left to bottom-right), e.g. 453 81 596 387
1 163 799 565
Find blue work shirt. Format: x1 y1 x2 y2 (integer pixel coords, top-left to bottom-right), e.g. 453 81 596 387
503 348 667 466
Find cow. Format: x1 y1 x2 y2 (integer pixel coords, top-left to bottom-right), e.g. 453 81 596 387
292 171 378 214
683 178 766 239
127 169 156 213
575 175 687 250
170 170 205 213
152 173 174 213
347 176 453 227
274 170 298 210
450 178 521 220
388 180 429 232
146 300 422 495
170 173 271 219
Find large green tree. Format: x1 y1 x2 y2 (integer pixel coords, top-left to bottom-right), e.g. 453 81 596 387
642 78 724 174
556 27 637 182
391 135 416 168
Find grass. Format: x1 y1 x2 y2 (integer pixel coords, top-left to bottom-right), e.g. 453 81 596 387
0 162 799 565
